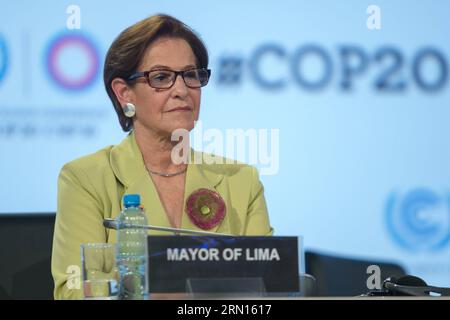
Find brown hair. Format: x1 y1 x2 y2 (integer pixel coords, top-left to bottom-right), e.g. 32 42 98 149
104 14 209 131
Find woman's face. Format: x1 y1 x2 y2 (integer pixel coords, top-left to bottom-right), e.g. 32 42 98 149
131 37 201 137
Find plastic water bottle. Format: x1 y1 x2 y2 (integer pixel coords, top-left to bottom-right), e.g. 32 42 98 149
116 194 149 300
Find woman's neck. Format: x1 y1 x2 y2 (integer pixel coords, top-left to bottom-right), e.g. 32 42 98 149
134 127 188 172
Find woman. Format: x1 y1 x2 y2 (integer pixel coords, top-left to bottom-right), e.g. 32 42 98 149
51 14 273 299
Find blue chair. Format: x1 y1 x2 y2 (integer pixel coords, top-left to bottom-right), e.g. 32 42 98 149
305 250 407 296
0 213 55 299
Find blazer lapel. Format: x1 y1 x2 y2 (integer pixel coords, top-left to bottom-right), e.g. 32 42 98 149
110 132 171 232
181 150 228 234
110 132 228 234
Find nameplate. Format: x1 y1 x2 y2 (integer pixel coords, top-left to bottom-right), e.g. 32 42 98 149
147 236 299 293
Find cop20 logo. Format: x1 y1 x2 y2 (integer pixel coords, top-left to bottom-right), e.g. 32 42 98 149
45 32 99 91
386 188 450 251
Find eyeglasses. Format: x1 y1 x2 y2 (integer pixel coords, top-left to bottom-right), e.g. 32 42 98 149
127 68 211 89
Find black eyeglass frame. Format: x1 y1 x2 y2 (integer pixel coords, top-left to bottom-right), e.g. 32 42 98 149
127 68 211 89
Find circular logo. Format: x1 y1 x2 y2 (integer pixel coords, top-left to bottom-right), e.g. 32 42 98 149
386 188 450 251
0 35 9 84
45 32 99 91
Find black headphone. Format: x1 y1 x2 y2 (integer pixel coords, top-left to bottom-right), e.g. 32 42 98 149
381 275 450 297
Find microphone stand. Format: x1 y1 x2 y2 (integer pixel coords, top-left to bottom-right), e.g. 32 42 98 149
103 218 231 237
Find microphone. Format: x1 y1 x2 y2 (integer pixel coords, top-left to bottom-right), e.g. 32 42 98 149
103 218 231 237
382 275 450 297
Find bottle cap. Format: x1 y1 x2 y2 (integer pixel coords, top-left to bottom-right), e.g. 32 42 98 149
123 194 141 208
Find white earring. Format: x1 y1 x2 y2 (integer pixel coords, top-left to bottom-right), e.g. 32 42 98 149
123 103 136 118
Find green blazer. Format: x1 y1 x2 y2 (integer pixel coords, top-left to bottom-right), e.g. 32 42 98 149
51 131 273 299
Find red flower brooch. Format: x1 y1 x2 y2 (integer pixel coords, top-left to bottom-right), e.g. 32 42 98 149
185 188 226 230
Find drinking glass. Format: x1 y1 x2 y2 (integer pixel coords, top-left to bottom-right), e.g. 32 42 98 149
81 243 119 299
